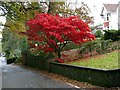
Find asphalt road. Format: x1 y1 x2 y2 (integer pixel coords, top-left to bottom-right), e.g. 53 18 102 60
0 56 74 89
2 64 75 88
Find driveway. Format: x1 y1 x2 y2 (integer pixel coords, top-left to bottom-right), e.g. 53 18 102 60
2 64 74 88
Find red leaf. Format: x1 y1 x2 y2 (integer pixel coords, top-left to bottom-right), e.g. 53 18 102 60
56 58 64 63
25 13 96 56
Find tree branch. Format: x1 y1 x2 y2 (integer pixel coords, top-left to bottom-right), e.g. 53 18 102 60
0 6 7 16
40 2 49 7
60 41 68 51
0 24 9 28
0 13 7 16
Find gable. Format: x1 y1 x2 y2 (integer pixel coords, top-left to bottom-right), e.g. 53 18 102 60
104 4 118 12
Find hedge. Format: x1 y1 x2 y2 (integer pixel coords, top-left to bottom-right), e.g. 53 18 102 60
24 52 54 71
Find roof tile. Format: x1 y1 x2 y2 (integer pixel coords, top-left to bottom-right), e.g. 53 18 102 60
104 4 118 12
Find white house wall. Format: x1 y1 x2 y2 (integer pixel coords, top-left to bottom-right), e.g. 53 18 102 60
102 7 107 30
109 12 118 30
102 5 119 30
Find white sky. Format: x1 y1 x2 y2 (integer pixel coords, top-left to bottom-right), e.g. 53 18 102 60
0 16 6 38
68 0 120 25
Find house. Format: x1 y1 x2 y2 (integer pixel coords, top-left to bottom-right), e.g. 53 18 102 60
100 2 119 30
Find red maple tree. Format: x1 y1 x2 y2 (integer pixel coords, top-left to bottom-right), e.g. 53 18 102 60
25 13 95 62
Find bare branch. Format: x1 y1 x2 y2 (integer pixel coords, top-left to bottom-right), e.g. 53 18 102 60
0 24 9 28
40 2 49 7
0 13 7 16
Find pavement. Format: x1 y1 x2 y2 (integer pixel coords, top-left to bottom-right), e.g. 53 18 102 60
1 57 75 88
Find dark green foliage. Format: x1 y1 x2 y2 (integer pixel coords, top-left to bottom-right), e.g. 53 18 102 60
64 42 79 50
79 40 96 55
78 40 118 57
2 29 19 59
1 2 44 60
24 51 54 70
7 57 17 64
2 28 29 59
103 30 120 41
14 57 22 64
62 40 118 58
19 37 29 54
95 30 103 38
49 62 120 87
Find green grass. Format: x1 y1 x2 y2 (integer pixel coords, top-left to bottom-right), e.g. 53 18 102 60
67 50 119 70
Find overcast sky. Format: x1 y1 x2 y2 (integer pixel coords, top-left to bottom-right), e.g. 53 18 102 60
68 0 119 25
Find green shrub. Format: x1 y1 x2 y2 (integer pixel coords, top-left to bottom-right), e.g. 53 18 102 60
78 40 118 58
14 57 22 64
103 30 120 41
79 41 98 56
95 30 103 38
64 42 79 50
7 57 17 64
24 50 54 70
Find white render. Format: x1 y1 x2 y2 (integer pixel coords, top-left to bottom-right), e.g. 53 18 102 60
109 12 118 30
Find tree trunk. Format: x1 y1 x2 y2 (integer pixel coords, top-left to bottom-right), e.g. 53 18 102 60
57 51 61 58
47 2 52 14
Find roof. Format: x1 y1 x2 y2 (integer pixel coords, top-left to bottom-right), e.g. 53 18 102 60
103 4 118 12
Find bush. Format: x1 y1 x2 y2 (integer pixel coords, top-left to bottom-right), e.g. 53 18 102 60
103 30 120 41
23 49 54 70
95 30 103 38
78 40 118 58
7 57 17 64
79 41 98 56
64 42 79 50
14 57 22 64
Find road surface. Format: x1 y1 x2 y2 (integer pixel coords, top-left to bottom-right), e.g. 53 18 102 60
1 57 74 88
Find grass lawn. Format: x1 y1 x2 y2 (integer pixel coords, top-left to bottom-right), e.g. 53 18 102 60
66 50 119 70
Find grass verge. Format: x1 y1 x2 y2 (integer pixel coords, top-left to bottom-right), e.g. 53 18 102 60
66 50 119 70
